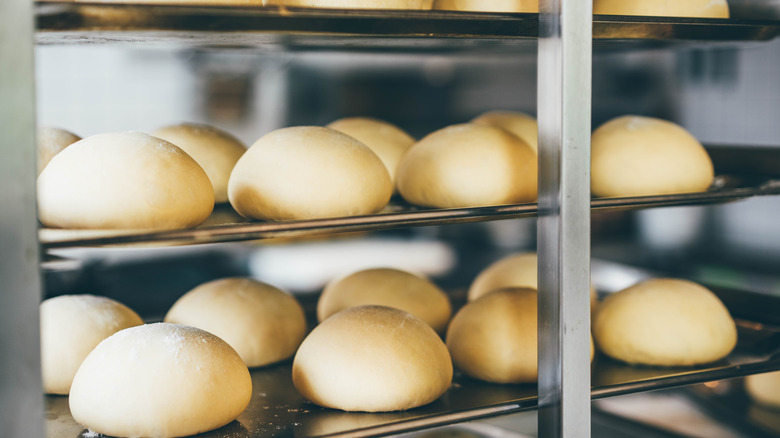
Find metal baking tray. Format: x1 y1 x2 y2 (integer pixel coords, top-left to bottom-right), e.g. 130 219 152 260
685 380 780 437
39 145 780 249
44 285 780 438
35 2 780 49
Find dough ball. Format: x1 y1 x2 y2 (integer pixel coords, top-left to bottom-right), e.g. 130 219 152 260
471 110 538 153
37 126 81 175
37 132 214 230
265 0 433 9
593 0 729 18
433 0 537 13
165 278 306 368
228 126 392 221
397 123 537 208
69 323 252 438
467 252 598 311
39 295 143 395
447 287 593 384
745 371 780 409
593 278 737 366
591 116 714 197
317 268 451 333
152 123 246 204
327 117 415 186
293 305 452 412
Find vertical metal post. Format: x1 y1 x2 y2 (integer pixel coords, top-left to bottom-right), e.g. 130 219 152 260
0 0 45 436
537 0 592 437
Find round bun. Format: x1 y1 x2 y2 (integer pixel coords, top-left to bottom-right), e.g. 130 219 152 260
266 0 433 9
69 323 252 438
471 111 538 153
228 126 392 221
317 268 451 333
745 371 780 409
397 123 537 208
591 116 714 197
467 252 598 310
433 0 537 13
327 117 415 186
293 305 452 412
447 287 593 384
165 278 306 368
40 295 143 395
37 126 81 175
593 278 737 366
593 0 729 18
37 132 214 230
152 123 246 203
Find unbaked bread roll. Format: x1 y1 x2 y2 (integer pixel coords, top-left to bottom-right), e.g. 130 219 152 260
591 116 714 197
593 278 737 366
433 0 537 13
317 268 451 333
37 127 81 175
327 117 415 186
593 0 729 18
152 123 246 204
265 0 433 9
69 323 252 438
228 126 392 221
472 110 538 153
447 287 593 384
397 123 537 208
37 132 214 230
293 305 452 412
165 277 306 368
745 371 780 409
40 295 143 395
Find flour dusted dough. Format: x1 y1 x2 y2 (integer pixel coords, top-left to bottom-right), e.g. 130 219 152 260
593 0 729 18
745 371 780 409
433 0 537 13
165 277 306 368
293 305 452 412
37 132 214 230
228 126 392 221
153 123 246 204
591 116 714 197
265 0 433 9
37 127 80 175
397 123 537 208
327 117 415 185
472 110 538 153
593 278 737 366
69 323 252 438
447 287 593 384
317 268 451 333
40 295 143 395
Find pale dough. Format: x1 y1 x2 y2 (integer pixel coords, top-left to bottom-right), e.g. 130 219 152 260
317 268 451 333
447 287 593 384
471 110 538 153
745 371 780 409
37 126 80 175
39 295 143 395
265 0 433 9
293 305 452 412
593 278 737 366
228 126 392 221
165 277 307 368
69 323 252 438
591 115 714 197
433 0 537 13
37 131 214 230
396 123 537 208
327 117 415 185
593 0 729 18
152 123 246 203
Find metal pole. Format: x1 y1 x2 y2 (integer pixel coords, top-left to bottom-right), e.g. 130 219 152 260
537 0 592 436
0 0 45 436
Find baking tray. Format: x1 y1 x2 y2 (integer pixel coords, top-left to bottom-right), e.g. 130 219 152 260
34 2 780 50
685 380 780 437
44 285 780 438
